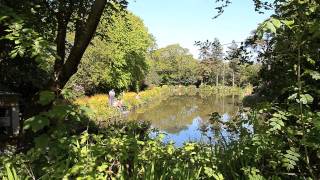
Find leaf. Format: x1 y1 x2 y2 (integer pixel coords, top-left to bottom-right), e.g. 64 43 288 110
212 172 224 180
0 15 9 22
265 21 277 33
5 163 15 180
300 94 314 104
288 93 297 100
38 90 55 105
282 148 300 170
204 167 215 177
184 143 195 151
306 57 315 65
24 115 50 132
97 164 109 172
284 154 299 161
79 105 94 117
304 70 320 80
34 134 49 149
281 20 294 28
10 51 18 58
271 18 281 28
298 0 308 4
47 104 73 120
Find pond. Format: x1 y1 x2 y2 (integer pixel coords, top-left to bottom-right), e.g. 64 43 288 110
128 95 241 146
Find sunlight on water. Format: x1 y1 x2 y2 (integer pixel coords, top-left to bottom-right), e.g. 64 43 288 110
128 95 240 146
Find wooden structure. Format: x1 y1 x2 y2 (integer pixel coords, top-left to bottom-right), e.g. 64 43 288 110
0 91 20 135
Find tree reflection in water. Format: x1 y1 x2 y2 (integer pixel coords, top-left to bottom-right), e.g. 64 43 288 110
128 95 240 146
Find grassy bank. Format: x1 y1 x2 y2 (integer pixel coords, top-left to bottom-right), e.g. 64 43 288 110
74 86 171 122
74 85 251 123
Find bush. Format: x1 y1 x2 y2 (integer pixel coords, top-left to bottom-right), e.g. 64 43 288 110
75 94 120 122
1 120 223 179
122 92 140 110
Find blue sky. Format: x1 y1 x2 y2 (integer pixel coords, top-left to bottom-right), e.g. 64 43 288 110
128 0 272 58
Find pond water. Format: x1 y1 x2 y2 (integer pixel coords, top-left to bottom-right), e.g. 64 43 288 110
128 95 241 146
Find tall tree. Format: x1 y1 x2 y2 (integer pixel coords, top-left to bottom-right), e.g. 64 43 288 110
1 0 127 116
195 38 224 85
147 44 199 86
226 40 240 87
66 12 154 94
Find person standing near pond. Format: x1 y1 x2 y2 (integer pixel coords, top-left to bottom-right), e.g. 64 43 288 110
108 89 115 106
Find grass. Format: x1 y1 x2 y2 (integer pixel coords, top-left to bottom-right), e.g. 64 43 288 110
74 86 171 122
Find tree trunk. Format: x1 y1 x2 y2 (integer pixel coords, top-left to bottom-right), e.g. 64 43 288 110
222 63 225 87
25 0 108 118
51 0 108 92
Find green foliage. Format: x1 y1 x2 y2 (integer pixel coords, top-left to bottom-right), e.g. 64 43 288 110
281 147 300 171
0 6 54 100
66 12 153 94
146 44 200 86
75 86 171 122
2 0 320 179
195 38 259 87
2 119 224 179
2 164 21 180
37 91 55 105
23 115 50 133
0 7 55 68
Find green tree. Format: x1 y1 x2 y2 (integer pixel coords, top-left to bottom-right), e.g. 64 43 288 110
226 40 241 87
1 0 127 114
66 12 153 94
195 38 224 85
147 44 199 86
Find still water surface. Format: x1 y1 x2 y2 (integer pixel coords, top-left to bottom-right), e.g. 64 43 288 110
128 95 240 146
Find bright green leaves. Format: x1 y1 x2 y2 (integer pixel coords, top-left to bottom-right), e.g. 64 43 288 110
166 144 175 155
299 94 314 105
242 167 265 180
38 90 55 105
304 70 320 80
204 167 224 180
24 96 87 133
183 143 196 152
298 0 308 4
268 117 284 132
268 111 287 133
288 93 314 105
0 9 55 74
270 18 281 29
3 163 19 180
78 106 95 120
257 18 278 36
24 115 50 132
66 12 153 93
282 148 300 171
2 20 55 62
257 17 294 38
147 44 199 86
281 20 294 28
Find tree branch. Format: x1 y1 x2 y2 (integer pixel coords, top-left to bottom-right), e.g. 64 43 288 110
57 0 107 89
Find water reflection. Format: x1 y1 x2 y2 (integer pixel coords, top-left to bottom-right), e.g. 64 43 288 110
128 95 240 146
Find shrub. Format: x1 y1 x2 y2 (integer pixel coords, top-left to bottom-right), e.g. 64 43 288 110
75 94 120 122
